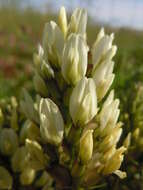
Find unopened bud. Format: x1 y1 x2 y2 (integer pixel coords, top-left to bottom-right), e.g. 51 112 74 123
39 98 64 145
79 130 93 164
59 6 68 38
62 34 88 85
70 77 98 126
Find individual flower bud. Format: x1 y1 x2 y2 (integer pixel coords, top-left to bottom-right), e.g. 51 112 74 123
79 129 93 164
0 128 18 156
20 120 40 144
92 28 116 70
39 98 64 145
42 21 64 67
33 45 44 72
62 34 88 85
69 77 98 126
33 45 54 79
41 61 54 79
20 168 35 186
92 59 115 100
33 72 49 97
0 166 13 189
26 139 47 171
123 132 131 149
58 6 68 38
68 8 87 38
99 90 120 131
103 146 126 175
11 146 29 172
20 89 39 124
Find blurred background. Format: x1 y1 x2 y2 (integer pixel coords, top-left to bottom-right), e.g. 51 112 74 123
0 0 143 99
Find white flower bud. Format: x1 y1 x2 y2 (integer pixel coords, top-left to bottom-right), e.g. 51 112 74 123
68 8 87 38
39 98 64 145
92 31 115 69
70 77 98 126
79 129 93 164
99 90 120 131
42 21 64 67
62 34 88 85
59 6 68 38
33 45 54 79
92 59 115 100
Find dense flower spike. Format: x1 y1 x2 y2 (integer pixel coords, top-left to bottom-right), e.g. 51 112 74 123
0 6 127 190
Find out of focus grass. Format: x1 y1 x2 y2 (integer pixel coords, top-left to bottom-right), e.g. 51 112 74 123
0 7 143 101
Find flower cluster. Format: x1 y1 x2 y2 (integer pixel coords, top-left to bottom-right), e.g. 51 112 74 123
0 7 127 190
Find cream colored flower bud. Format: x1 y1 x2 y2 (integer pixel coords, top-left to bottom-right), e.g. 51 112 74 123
59 6 68 38
33 45 54 79
20 89 39 124
0 128 18 156
33 72 48 97
92 30 116 69
123 132 131 149
26 139 47 171
103 146 126 175
79 130 93 164
62 34 88 85
33 45 44 72
42 21 64 67
70 77 98 126
68 8 87 38
20 168 35 186
39 98 64 145
0 166 13 189
92 59 115 100
99 90 120 131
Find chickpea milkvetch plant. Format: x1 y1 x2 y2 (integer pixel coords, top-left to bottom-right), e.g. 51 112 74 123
0 6 127 190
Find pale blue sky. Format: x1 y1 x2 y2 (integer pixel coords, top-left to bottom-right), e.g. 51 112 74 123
4 0 143 30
